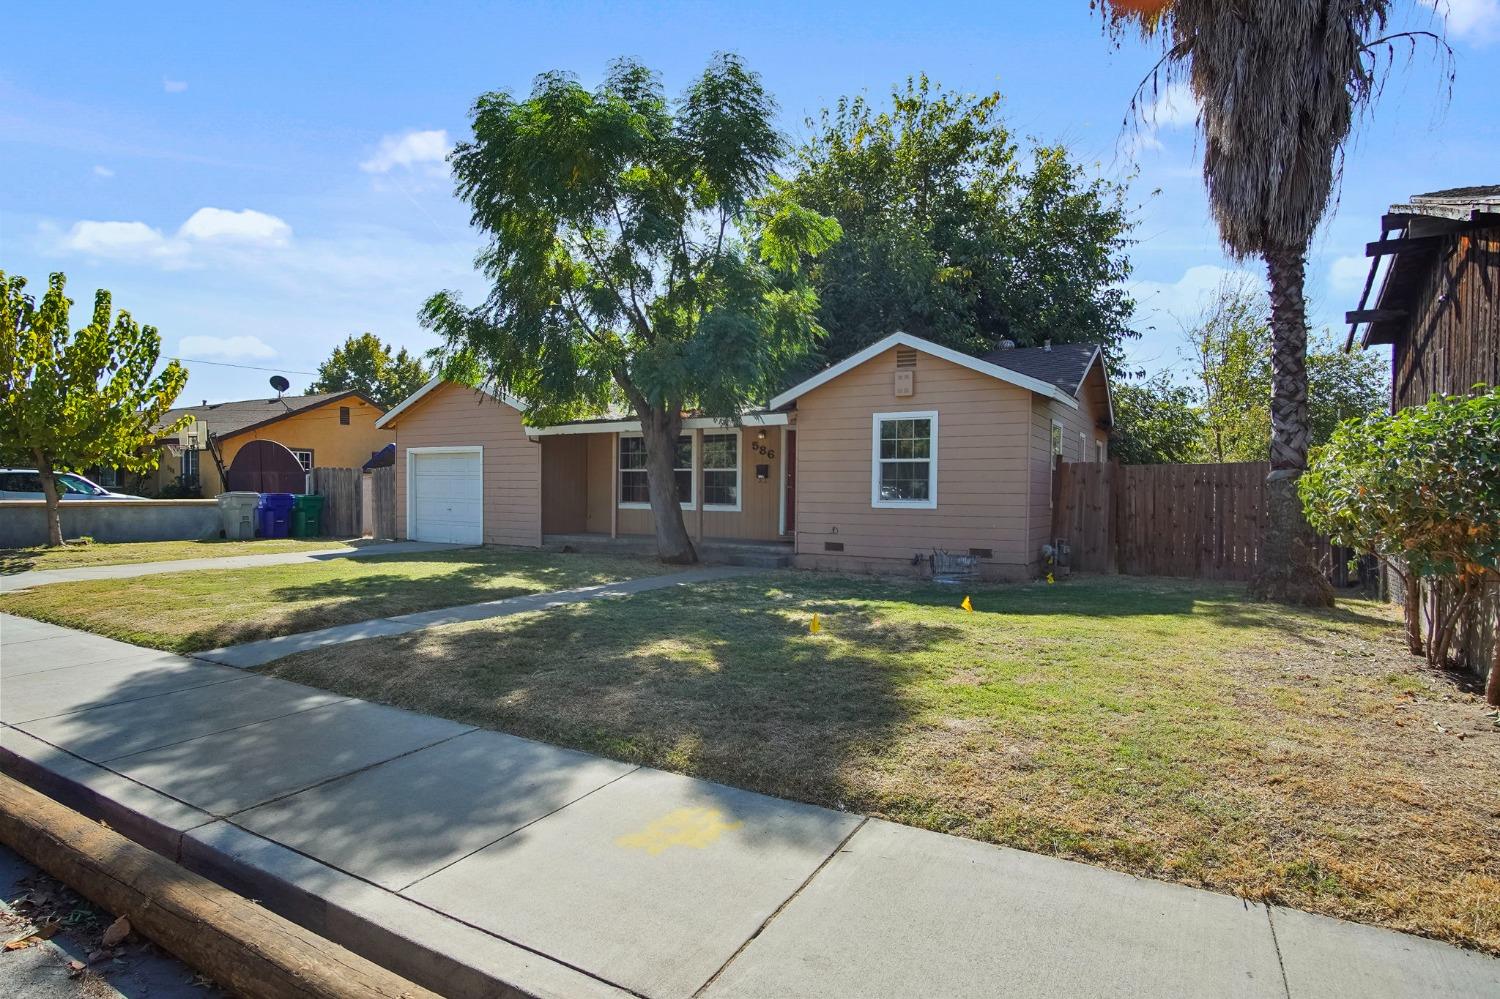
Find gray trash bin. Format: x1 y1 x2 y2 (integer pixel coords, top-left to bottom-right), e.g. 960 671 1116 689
217 491 261 540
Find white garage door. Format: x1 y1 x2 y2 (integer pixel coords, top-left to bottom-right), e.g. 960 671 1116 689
409 449 483 545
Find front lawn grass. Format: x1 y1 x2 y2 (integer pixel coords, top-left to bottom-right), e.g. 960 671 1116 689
262 573 1500 953
1 537 368 574
0 549 667 653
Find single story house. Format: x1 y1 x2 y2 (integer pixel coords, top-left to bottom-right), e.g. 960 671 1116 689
376 332 1113 580
132 390 392 496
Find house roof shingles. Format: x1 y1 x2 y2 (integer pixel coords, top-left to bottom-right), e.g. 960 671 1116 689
978 342 1100 396
155 391 362 439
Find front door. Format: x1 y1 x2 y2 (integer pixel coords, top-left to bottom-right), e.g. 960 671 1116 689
783 429 796 535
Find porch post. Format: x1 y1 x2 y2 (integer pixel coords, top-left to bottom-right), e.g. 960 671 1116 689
693 427 704 542
610 432 618 539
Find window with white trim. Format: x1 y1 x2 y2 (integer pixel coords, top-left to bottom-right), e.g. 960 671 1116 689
181 448 200 482
872 411 937 508
702 431 739 510
619 434 694 508
291 448 313 473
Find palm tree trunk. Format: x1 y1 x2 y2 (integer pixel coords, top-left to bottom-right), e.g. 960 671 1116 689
639 410 698 565
1248 249 1332 607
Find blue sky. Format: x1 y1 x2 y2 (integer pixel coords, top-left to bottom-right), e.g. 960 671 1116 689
3 0 1496 404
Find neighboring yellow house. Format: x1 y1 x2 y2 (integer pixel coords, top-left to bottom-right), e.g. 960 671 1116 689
142 391 392 496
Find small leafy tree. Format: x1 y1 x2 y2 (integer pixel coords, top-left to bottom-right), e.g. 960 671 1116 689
1301 389 1500 700
0 272 188 546
1109 373 1201 464
783 75 1137 369
308 332 430 409
422 56 840 563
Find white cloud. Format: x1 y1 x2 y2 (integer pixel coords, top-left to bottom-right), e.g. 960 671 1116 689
1119 82 1199 161
1327 255 1371 296
1132 264 1259 325
177 335 276 360
178 207 291 246
1144 82 1199 130
360 129 450 174
1420 0 1500 43
92 165 114 178
62 220 169 256
55 208 293 267
163 79 188 93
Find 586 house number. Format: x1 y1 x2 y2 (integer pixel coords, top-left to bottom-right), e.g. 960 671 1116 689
750 440 777 460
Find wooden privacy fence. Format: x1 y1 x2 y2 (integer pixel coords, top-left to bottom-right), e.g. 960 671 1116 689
370 465 397 540
1053 461 1270 580
1052 460 1360 584
311 467 363 538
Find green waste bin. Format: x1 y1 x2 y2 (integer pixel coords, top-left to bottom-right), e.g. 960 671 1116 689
291 494 325 538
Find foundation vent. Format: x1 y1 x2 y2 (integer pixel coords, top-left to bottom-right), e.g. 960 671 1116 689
895 348 918 369
824 541 845 552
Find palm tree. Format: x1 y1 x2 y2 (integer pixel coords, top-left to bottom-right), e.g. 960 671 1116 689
1099 0 1447 605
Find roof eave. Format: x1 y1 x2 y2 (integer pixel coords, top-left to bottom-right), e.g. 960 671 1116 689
767 331 1080 411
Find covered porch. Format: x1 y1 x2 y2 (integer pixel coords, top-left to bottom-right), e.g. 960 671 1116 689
542 532 793 568
532 414 795 553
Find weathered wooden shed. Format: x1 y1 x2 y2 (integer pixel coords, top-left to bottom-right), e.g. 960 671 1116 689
1347 185 1499 678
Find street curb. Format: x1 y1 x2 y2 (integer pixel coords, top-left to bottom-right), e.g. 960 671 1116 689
0 729 632 999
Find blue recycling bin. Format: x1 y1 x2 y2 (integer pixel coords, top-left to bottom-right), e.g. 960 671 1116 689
256 492 295 539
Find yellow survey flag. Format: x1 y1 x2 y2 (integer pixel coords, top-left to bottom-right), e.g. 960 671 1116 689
1046 572 1055 585
809 613 822 634
960 595 973 613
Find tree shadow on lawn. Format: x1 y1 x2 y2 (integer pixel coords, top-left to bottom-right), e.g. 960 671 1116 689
785 572 1394 634
264 585 966 815
172 554 654 652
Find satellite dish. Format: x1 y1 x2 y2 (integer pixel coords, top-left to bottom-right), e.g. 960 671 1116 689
269 375 290 396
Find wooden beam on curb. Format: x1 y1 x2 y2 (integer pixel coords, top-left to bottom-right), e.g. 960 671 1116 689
0 774 440 999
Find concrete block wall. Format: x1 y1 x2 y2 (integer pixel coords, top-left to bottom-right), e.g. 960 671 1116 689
0 500 221 547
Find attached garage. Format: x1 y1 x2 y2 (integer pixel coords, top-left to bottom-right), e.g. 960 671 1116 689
407 448 484 545
378 380 543 549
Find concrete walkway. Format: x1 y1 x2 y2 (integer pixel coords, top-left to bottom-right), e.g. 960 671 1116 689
0 541 469 593
196 565 759 668
1 616 1496 999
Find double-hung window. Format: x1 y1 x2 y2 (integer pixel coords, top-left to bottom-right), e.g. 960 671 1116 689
619 434 695 509
702 431 739 511
872 411 937 508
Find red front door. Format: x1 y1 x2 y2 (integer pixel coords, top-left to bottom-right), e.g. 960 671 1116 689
784 429 796 534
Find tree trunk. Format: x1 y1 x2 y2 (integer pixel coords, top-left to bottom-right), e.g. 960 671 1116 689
1248 249 1333 607
32 450 65 548
1486 606 1499 707
639 409 698 565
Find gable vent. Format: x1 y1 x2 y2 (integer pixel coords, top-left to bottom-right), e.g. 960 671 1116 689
895 348 918 369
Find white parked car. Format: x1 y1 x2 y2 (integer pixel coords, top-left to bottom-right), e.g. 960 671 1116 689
0 469 147 500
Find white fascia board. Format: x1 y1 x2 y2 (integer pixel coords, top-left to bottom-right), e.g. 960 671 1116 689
376 378 526 429
1076 347 1115 426
523 411 789 438
767 331 1079 410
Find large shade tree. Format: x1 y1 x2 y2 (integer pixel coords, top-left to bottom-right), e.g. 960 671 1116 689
783 76 1137 370
1098 0 1447 605
308 332 430 409
0 272 188 546
422 56 840 563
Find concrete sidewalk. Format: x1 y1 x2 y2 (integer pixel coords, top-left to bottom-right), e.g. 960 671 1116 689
1 615 1495 999
0 541 469 593
196 565 759 668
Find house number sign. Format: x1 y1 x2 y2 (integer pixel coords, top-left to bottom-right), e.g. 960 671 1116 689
750 440 777 460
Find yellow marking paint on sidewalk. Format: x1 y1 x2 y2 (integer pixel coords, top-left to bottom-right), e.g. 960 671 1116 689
616 807 744 856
